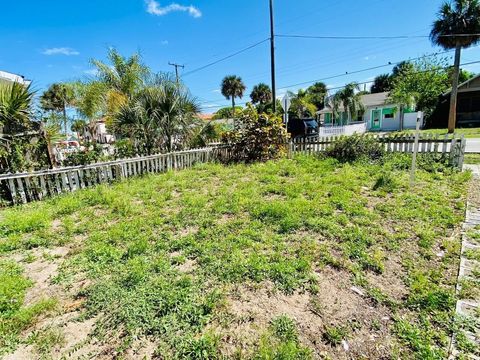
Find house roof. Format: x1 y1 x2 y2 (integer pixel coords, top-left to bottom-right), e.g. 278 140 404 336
317 92 391 114
197 113 214 121
444 74 480 95
0 70 31 86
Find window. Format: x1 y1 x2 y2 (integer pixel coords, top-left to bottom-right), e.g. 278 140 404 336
382 107 395 120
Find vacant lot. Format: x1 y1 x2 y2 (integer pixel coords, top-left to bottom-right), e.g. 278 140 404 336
0 155 473 359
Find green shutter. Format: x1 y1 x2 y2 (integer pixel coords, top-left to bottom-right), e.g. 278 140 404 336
382 107 395 115
324 113 332 124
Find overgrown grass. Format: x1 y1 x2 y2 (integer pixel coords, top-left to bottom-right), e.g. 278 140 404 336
401 127 480 139
0 154 471 358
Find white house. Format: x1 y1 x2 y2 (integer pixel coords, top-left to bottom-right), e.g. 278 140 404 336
81 119 116 144
317 92 421 132
0 70 31 86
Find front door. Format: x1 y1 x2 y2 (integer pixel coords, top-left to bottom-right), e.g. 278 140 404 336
371 109 381 130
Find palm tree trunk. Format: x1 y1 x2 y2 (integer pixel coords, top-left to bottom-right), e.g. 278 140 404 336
399 105 405 131
63 106 68 138
232 97 236 130
448 44 462 134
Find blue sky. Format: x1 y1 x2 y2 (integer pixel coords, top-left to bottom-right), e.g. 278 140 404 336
1 0 479 113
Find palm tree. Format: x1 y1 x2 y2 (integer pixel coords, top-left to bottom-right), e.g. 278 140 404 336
332 83 365 125
40 83 75 136
430 0 480 133
221 75 246 127
71 119 87 142
288 89 317 119
115 75 200 154
0 82 35 135
371 74 392 93
250 83 272 105
70 81 108 144
91 48 150 120
40 113 63 168
306 82 328 109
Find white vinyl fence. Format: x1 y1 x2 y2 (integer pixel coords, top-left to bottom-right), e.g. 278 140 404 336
319 122 367 137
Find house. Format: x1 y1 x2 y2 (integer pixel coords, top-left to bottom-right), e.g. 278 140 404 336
317 92 420 132
433 74 480 128
82 119 115 144
0 70 31 86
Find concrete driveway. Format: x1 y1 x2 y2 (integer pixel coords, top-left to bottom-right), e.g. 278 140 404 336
466 138 480 153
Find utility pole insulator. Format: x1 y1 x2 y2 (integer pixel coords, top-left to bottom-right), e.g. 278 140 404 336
169 62 185 85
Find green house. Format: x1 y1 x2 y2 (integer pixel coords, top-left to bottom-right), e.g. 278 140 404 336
317 92 419 131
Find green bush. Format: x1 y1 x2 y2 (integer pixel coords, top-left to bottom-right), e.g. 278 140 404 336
325 135 384 163
222 105 288 163
63 145 104 166
114 139 137 159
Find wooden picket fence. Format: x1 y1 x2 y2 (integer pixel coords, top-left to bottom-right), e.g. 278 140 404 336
0 146 233 205
0 134 467 205
291 133 467 168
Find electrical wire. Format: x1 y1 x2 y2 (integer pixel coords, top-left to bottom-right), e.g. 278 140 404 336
276 33 480 40
182 39 270 77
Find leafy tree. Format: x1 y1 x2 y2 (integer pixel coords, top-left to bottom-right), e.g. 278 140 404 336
430 0 480 132
250 83 272 105
306 82 327 109
392 61 415 78
331 83 365 124
115 75 200 154
389 56 450 129
212 106 243 120
450 68 475 84
221 75 246 126
288 89 317 119
371 74 393 93
40 83 75 136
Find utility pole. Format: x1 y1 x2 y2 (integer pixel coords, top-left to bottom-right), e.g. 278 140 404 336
269 0 276 113
168 62 184 85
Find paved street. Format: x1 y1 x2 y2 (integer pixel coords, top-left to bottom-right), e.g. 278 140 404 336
466 138 480 153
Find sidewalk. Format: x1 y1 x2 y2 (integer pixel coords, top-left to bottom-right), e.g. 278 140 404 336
450 165 480 358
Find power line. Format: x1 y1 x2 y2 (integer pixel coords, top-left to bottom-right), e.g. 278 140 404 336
182 38 270 77
199 60 480 110
277 49 458 89
276 33 480 40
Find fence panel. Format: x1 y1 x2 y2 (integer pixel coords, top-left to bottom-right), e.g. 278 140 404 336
0 146 234 205
291 134 466 168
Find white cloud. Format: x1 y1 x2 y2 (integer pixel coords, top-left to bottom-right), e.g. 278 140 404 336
146 0 202 18
212 89 221 93
161 40 169 45
42 47 80 56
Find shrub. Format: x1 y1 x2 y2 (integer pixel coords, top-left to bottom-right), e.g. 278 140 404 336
373 171 398 192
114 139 137 159
63 145 104 166
221 105 288 163
325 135 384 163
